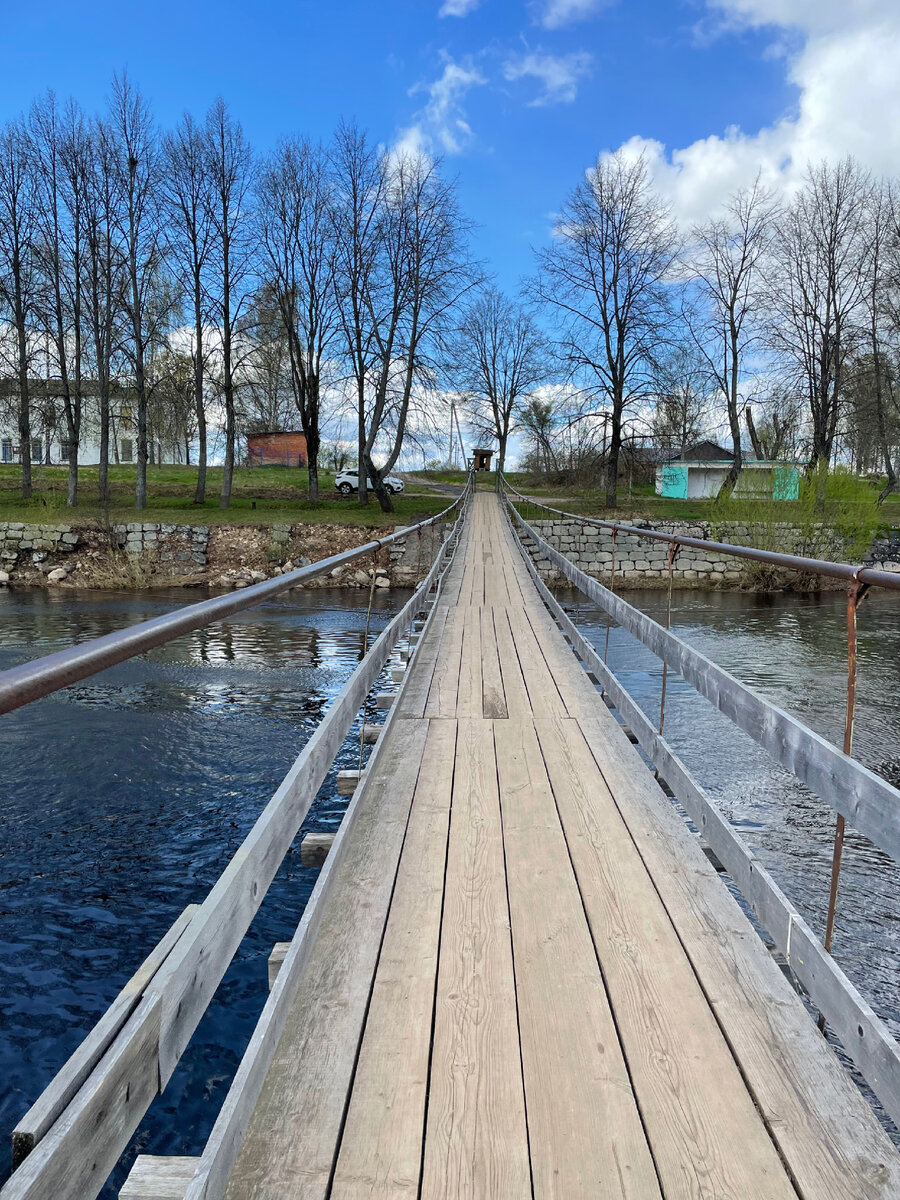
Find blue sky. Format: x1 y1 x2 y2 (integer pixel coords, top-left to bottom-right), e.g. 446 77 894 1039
2 0 898 292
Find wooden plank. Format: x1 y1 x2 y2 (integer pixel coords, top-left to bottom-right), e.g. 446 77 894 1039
515 509 900 865
535 715 796 1200
424 610 464 718
299 831 334 867
421 719 531 1200
509 502 900 1134
396 608 449 718
504 606 567 718
120 1156 199 1199
11 903 198 1169
0 996 161 1200
576 712 900 1200
479 607 507 719
493 718 661 1200
491 607 532 719
331 720 456 1199
455 604 483 718
521 605 603 717
194 719 430 1200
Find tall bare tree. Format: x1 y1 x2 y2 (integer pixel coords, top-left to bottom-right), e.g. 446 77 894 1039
450 286 550 473
535 151 678 507
330 121 386 505
359 151 475 512
651 340 712 456
766 159 873 488
257 137 340 501
163 113 215 504
30 93 91 506
205 99 255 508
0 117 38 499
685 177 775 495
106 74 166 509
81 117 123 503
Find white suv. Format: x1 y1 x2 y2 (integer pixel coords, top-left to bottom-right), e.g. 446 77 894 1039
334 470 405 495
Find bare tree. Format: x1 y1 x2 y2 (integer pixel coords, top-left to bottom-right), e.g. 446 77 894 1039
861 180 900 500
163 112 215 504
81 116 123 502
765 159 873 492
257 137 340 500
685 177 776 495
106 74 166 509
359 152 475 511
0 117 38 499
518 396 558 474
30 93 92 506
450 286 550 473
330 121 386 505
535 151 678 507
205 99 255 509
651 340 711 455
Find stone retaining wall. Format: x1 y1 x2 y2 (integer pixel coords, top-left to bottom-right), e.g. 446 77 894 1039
521 518 900 586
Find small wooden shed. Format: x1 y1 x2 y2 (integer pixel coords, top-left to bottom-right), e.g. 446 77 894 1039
471 447 494 471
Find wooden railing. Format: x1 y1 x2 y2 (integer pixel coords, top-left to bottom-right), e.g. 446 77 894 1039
500 479 900 1132
0 476 472 1200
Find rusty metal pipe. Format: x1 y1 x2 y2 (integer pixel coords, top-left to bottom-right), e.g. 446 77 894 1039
500 476 900 593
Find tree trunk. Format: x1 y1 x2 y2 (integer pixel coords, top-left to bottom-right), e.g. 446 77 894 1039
363 451 393 513
356 383 368 506
604 400 622 508
498 432 507 476
220 388 234 508
193 306 207 504
17 316 31 500
745 406 764 460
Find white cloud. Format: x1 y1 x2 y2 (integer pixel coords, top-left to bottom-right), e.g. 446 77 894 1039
438 0 482 16
602 2 900 227
534 0 610 30
397 58 486 157
503 50 593 106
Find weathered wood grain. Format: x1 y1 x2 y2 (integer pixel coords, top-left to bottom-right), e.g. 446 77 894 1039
421 718 531 1200
535 714 796 1199
494 718 661 1200
331 720 456 1198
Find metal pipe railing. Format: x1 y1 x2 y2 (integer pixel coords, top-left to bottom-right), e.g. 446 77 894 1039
499 473 900 593
0 484 469 718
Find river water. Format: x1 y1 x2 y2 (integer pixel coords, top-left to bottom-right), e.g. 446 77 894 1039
0 584 898 1194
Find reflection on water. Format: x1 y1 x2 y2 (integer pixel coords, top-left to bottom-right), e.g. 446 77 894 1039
565 586 900 1137
0 585 408 1195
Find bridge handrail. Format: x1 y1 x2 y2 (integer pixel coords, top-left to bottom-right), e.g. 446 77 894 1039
0 488 467 717
0 476 473 1200
499 474 900 592
501 493 900 1132
500 482 900 1130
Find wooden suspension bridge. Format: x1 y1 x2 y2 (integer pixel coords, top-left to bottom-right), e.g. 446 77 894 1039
2 483 900 1200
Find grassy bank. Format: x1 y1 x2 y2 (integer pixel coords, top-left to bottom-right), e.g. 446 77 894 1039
0 464 453 527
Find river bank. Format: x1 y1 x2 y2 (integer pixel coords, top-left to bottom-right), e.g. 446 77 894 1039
0 514 898 593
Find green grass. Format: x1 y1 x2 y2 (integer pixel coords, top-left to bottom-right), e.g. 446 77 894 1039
0 464 453 527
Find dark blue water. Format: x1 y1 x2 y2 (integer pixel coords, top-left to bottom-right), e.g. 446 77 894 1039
2 585 899 1194
0 586 408 1196
566 586 900 1139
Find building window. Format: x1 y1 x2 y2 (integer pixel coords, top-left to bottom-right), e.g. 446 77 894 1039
31 438 43 463
60 441 71 462
120 439 133 463
1 439 12 463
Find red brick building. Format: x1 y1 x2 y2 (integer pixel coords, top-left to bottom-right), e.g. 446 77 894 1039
246 430 308 468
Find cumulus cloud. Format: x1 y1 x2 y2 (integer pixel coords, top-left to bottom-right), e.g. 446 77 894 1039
610 1 900 227
503 50 593 106
397 58 486 157
534 0 610 30
438 0 482 16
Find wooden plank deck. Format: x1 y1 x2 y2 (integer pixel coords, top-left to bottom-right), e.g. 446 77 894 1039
221 492 900 1200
